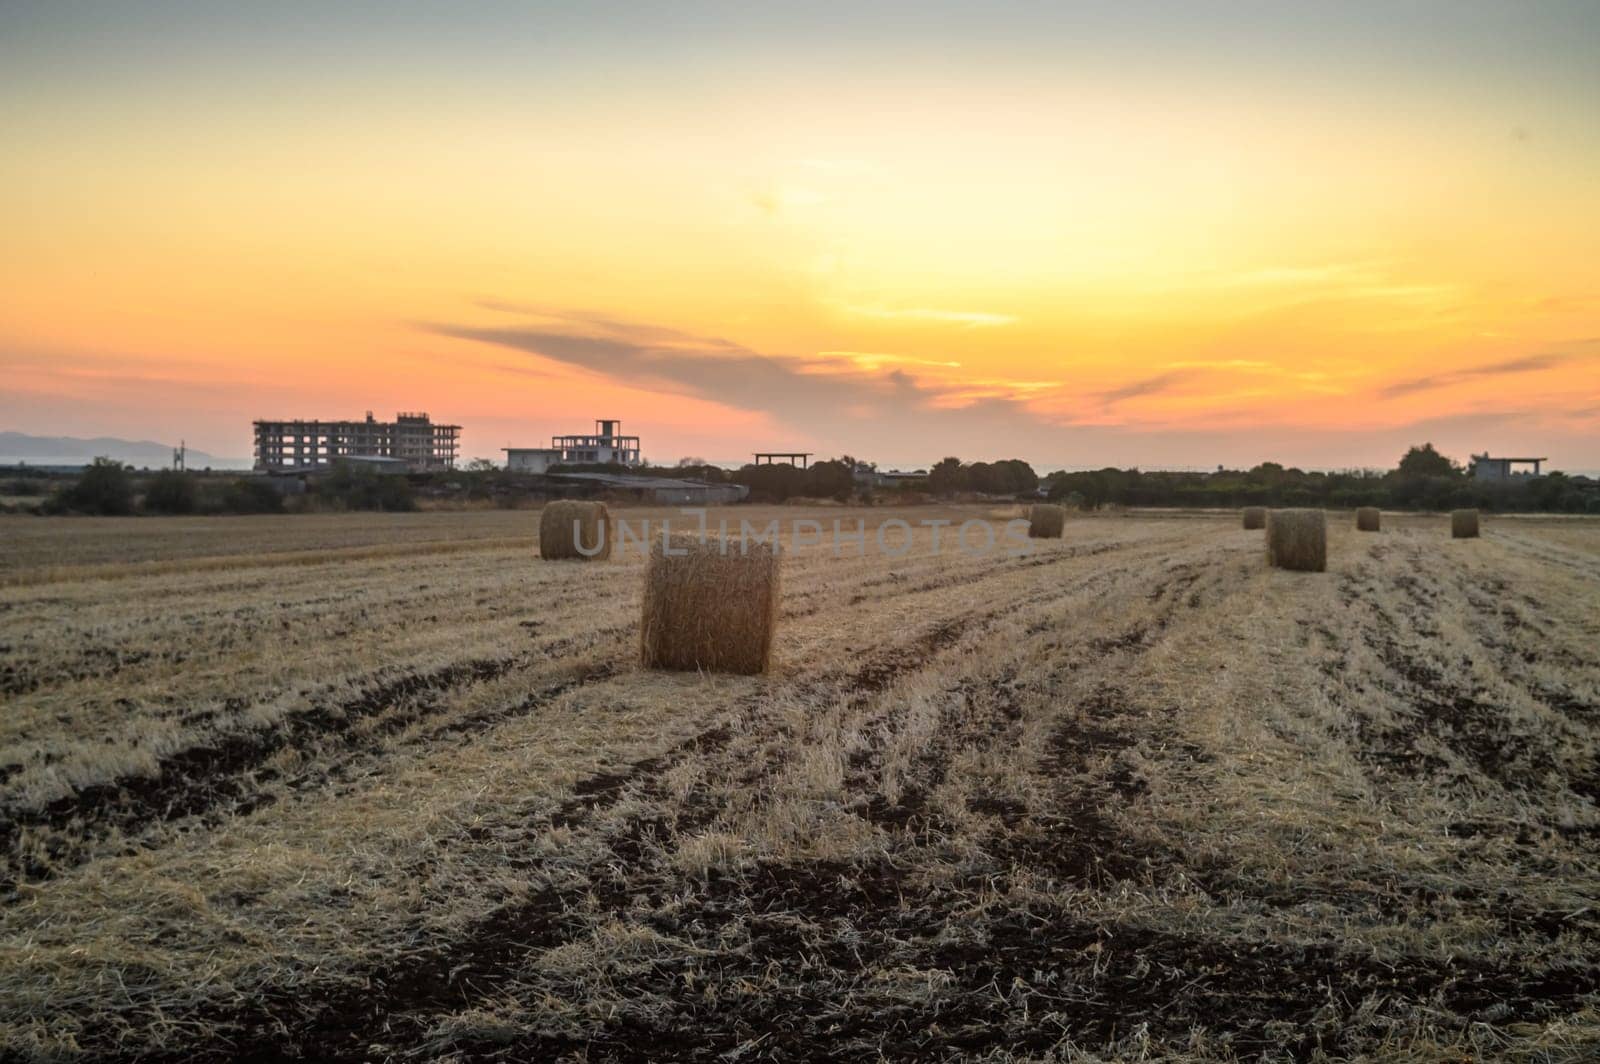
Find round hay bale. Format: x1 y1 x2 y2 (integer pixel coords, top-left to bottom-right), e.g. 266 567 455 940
1027 503 1066 539
1355 506 1381 532
539 500 611 560
641 535 780 675
1266 508 1326 572
1242 506 1267 530
1451 508 1480 539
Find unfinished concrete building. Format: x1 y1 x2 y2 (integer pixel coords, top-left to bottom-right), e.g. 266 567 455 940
253 411 460 472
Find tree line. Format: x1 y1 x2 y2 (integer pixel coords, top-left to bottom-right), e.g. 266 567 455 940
19 443 1597 515
1040 445 1598 514
23 458 416 516
542 443 1598 512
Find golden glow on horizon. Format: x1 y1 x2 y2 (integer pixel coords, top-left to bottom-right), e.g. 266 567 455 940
2 38 1597 466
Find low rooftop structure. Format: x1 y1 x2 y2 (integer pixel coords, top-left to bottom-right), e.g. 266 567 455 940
1470 453 1547 480
753 452 813 469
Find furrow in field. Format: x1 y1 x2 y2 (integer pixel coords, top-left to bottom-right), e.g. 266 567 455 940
0 528 1187 894
120 528 1250 1059
1339 536 1600 811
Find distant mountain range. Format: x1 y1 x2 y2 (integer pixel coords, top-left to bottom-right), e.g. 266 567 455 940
0 432 253 470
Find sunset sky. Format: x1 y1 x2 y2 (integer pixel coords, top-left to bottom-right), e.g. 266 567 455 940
3 1 1597 471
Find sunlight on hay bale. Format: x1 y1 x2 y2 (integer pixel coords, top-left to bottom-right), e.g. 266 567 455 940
539 501 611 561
1242 506 1267 530
1266 508 1326 572
1027 504 1065 539
1452 509 1480 539
641 535 779 674
1356 507 1381 532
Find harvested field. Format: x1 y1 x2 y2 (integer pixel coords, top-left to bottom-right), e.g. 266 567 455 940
1 507 1598 1062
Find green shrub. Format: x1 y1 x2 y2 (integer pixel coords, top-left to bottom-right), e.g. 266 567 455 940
143 470 198 514
53 458 134 515
222 478 284 514
311 463 416 511
3 477 46 497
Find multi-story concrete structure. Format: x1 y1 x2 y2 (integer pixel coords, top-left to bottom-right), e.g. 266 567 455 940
253 411 460 472
504 419 642 473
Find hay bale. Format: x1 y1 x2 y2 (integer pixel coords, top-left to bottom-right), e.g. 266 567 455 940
641 536 780 674
1451 509 1480 539
1355 506 1381 532
1028 503 1066 539
1266 508 1326 572
539 500 611 560
1242 506 1267 530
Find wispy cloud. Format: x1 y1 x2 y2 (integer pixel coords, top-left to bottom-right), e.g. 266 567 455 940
832 302 1017 328
1161 359 1273 370
1378 349 1583 399
1097 370 1192 405
813 350 962 370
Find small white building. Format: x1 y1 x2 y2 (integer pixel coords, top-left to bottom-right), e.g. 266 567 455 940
503 448 567 474
504 418 642 472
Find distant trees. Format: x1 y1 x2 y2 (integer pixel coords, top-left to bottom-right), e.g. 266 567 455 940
728 458 859 502
966 459 1038 495
143 470 198 514
732 461 809 502
805 459 855 502
221 478 285 514
51 457 134 515
1035 442 1598 514
1396 443 1459 479
927 457 964 497
23 440 1597 516
922 457 1038 498
311 462 415 511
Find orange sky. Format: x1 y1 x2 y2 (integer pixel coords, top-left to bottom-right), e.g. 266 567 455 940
2 2 1597 470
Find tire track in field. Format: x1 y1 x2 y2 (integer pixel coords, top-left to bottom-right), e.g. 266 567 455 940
76 532 1240 1060
0 532 1185 894
466 536 1172 849
88 598 1062 1062
402 544 1238 1009
511 530 1207 850
848 552 1230 876
0 629 630 894
190 524 1596 1063
1481 529 1600 585
1328 538 1600 814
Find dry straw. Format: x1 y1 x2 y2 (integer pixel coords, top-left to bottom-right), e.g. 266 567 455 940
1266 508 1327 572
539 500 611 561
1452 509 1480 539
641 535 780 674
1242 506 1267 530
1028 504 1066 539
1356 507 1381 532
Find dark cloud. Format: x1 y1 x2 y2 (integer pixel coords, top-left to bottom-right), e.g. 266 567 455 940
429 313 1063 454
1378 351 1576 399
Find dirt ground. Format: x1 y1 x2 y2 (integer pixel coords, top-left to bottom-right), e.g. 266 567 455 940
1 506 1597 1061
